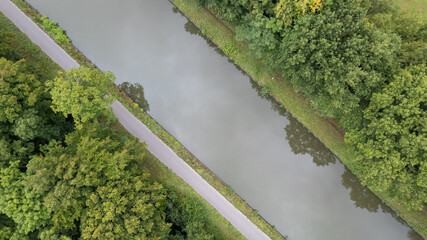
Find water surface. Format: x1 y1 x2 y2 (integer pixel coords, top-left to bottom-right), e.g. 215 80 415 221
25 0 422 239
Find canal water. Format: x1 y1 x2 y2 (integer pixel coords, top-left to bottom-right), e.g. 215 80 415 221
24 0 422 239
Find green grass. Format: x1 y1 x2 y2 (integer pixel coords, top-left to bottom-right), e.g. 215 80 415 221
395 0 427 19
0 13 60 79
168 0 427 237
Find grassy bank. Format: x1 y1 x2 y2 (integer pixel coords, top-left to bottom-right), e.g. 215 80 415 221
168 0 427 237
10 0 285 239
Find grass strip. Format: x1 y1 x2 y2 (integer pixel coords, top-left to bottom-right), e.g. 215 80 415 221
168 0 427 237
9 0 282 238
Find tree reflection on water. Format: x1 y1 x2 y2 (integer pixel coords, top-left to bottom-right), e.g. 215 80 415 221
285 116 337 167
118 82 150 112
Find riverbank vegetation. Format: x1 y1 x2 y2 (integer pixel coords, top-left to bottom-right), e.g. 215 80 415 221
171 0 427 237
0 13 246 239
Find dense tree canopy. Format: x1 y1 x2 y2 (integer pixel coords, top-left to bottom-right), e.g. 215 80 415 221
0 57 72 170
24 124 171 239
236 0 400 129
277 0 399 129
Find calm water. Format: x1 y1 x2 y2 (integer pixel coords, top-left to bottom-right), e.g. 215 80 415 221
25 0 422 239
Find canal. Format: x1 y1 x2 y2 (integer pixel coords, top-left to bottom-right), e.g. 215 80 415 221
24 0 421 239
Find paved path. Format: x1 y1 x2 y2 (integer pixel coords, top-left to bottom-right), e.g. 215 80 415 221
0 1 271 239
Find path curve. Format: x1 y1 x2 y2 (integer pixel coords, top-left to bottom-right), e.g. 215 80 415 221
0 1 271 239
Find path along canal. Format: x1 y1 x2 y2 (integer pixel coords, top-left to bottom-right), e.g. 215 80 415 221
24 0 422 239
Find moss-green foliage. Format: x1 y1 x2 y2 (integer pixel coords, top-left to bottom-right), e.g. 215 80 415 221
0 214 15 240
0 58 42 123
25 124 171 239
346 65 427 211
40 16 70 45
358 0 427 67
223 40 240 63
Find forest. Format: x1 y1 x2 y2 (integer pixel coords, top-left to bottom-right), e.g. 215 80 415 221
0 14 231 240
198 0 426 213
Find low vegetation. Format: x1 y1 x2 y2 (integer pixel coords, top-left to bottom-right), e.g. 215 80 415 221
40 16 70 44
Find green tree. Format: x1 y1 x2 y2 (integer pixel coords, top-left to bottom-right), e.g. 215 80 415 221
363 1 427 67
40 16 70 45
346 65 427 211
0 57 72 169
198 0 248 23
0 161 50 236
236 15 281 63
0 137 34 170
275 0 325 25
0 31 19 61
0 214 15 240
48 67 115 129
0 58 41 123
165 192 213 240
276 0 400 129
25 124 170 239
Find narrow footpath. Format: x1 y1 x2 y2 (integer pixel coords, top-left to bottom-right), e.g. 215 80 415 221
0 0 271 239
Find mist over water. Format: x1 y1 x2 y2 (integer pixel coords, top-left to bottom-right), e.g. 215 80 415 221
24 0 422 239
